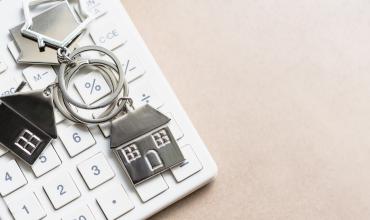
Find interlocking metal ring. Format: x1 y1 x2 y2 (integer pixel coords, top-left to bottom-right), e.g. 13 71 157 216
53 45 130 124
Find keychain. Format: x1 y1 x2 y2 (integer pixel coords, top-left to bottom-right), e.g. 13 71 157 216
2 0 185 185
54 46 185 185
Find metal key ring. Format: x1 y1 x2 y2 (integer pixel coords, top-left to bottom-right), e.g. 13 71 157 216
53 64 123 123
58 46 127 110
55 45 129 124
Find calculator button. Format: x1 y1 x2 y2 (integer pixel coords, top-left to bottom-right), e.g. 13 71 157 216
90 17 126 51
79 0 108 17
0 160 27 196
171 145 203 182
7 192 46 220
120 55 145 83
43 173 81 210
166 112 184 140
0 56 7 74
58 124 96 157
77 153 115 190
22 65 57 90
31 144 61 177
135 175 168 202
0 75 21 97
129 79 163 109
62 205 95 220
96 183 134 220
74 71 111 105
0 144 8 156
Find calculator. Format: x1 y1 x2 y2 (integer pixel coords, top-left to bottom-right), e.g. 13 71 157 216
0 0 217 219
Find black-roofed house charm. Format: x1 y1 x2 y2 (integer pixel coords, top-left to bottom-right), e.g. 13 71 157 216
110 105 185 185
0 90 57 165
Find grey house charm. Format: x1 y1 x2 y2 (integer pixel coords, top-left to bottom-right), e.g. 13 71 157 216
0 90 57 165
111 105 185 185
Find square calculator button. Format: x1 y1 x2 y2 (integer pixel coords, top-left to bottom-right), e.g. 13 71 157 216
31 144 61 177
22 65 56 90
77 153 115 189
74 71 111 105
96 183 134 220
58 124 96 157
0 160 27 196
7 192 46 220
43 173 80 209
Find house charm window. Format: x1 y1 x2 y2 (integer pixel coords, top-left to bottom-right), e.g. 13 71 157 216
122 144 141 163
152 129 171 148
14 129 42 155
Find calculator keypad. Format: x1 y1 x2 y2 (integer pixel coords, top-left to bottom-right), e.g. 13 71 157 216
0 0 214 219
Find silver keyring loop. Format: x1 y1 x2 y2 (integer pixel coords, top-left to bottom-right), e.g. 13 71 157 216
55 45 129 124
58 46 127 110
53 64 122 123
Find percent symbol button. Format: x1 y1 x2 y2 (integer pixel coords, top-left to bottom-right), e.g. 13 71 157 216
85 79 101 94
74 71 112 105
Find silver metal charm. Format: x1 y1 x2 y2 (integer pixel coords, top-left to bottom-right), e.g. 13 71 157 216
111 105 185 185
0 89 57 165
9 1 81 64
21 0 97 51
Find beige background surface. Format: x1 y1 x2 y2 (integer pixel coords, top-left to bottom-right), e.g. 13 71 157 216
122 0 370 219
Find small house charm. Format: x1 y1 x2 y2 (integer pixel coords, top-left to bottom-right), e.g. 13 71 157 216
111 105 185 185
0 90 57 165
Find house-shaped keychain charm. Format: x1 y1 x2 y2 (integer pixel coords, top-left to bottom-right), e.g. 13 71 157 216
0 90 57 165
111 105 185 185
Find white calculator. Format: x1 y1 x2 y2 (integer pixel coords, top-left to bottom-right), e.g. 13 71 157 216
0 0 218 219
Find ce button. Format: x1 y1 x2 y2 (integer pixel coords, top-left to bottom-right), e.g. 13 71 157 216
99 29 120 43
92 28 126 50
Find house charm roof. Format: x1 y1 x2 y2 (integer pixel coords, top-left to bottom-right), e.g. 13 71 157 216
0 90 57 164
111 105 185 185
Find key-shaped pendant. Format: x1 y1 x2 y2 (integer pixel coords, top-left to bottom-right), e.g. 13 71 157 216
0 90 57 164
111 105 185 185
